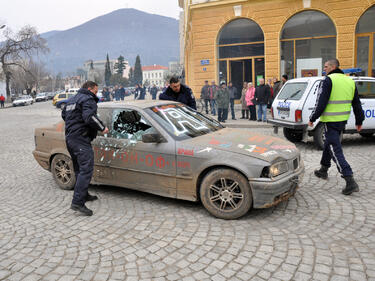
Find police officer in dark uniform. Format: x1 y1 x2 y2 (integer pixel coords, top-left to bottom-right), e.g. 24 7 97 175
159 77 197 110
308 59 364 195
62 81 109 216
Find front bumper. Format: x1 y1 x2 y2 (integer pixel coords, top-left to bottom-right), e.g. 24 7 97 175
250 163 304 208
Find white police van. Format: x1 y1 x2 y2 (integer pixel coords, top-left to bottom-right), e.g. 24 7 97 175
268 76 375 149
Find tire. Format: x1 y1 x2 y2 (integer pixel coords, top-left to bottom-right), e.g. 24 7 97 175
283 128 303 143
313 123 325 150
360 132 374 138
200 168 252 219
51 154 75 190
313 123 343 150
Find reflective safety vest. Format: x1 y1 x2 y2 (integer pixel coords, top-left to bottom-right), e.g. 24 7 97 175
320 73 355 122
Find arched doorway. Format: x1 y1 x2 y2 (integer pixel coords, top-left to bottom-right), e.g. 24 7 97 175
356 5 375 77
280 10 336 78
217 18 264 97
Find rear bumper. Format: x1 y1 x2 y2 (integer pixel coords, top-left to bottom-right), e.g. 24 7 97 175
32 150 51 171
267 119 307 130
250 163 304 208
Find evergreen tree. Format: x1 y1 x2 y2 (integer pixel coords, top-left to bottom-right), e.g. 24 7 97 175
129 67 134 86
133 55 143 86
104 54 112 86
114 55 126 76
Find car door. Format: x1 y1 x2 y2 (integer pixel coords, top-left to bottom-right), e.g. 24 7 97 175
94 107 177 198
347 80 375 130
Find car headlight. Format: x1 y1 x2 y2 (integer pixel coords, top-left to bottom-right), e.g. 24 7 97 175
269 161 289 177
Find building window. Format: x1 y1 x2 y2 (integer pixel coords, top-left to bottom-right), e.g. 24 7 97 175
280 10 336 78
217 18 265 93
356 5 375 77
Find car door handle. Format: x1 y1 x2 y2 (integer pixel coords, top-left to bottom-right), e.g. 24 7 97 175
308 107 314 110
361 102 365 105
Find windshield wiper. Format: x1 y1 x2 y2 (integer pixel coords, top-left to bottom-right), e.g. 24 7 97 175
284 90 301 103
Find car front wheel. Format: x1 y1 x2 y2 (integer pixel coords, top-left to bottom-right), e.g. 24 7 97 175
51 154 75 190
200 168 252 219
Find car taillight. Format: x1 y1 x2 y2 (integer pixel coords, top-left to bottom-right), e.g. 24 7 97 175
295 110 302 122
271 107 274 118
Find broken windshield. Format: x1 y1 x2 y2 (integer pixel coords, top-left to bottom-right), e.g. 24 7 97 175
146 104 224 140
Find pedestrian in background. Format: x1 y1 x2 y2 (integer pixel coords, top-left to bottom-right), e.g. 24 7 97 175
150 84 158 100
228 81 237 120
0 94 5 108
159 77 196 110
200 80 211 114
215 81 230 123
240 82 249 119
267 78 274 108
246 82 256 121
119 85 125 101
62 81 109 216
114 85 120 101
137 84 146 100
209 80 218 116
255 78 270 122
309 59 364 195
272 77 282 100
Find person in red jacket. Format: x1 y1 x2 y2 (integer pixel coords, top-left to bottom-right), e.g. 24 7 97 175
0 94 5 108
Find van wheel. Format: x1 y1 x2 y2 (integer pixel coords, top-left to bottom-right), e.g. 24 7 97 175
51 154 75 190
200 169 252 220
314 123 343 150
360 133 374 138
283 128 303 143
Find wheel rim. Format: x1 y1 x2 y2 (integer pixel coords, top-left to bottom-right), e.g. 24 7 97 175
209 177 244 211
54 159 72 184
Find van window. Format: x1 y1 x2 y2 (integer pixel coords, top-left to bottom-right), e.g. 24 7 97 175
356 81 375 99
277 83 308 101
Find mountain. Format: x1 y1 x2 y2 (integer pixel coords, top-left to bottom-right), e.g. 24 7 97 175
40 9 179 74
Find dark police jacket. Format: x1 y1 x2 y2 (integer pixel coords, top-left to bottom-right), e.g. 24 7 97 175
159 84 197 110
309 68 364 126
62 88 105 142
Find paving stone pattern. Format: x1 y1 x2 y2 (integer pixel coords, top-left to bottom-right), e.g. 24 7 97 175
0 102 374 281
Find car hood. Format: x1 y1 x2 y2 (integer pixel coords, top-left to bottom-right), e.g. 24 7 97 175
185 128 299 162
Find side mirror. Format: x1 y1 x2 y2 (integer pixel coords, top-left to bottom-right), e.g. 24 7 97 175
142 133 164 143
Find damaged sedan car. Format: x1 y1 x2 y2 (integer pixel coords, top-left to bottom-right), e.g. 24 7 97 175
33 101 304 219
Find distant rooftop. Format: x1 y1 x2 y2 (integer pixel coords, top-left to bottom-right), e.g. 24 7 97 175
142 65 169 71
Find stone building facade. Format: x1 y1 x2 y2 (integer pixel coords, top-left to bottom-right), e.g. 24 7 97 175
179 0 375 97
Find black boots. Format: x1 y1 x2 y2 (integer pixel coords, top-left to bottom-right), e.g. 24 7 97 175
342 176 359 195
71 204 93 216
314 165 329 180
86 193 98 202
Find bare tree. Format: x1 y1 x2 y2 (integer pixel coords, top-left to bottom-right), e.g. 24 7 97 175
0 25 48 101
10 60 48 96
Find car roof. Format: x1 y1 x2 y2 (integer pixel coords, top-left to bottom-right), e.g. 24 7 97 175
286 76 375 83
98 100 179 109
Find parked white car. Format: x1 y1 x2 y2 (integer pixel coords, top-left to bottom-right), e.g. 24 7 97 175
35 92 48 102
268 76 375 149
12 95 34 107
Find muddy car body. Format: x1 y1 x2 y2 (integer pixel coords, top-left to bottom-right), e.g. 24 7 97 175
33 101 304 219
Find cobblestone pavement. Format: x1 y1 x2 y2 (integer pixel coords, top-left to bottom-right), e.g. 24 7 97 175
0 102 374 281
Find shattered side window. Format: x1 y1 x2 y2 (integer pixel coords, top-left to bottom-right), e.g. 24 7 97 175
111 109 154 141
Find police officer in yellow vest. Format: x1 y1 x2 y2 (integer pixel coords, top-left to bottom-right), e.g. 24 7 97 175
308 59 364 195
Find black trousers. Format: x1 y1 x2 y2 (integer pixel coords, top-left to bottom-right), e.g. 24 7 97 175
218 108 228 122
204 99 211 114
66 137 94 206
320 122 353 177
248 105 256 120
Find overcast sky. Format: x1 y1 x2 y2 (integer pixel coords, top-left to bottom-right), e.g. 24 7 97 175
0 0 181 33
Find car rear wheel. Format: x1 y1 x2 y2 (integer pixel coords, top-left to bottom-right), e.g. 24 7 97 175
51 154 75 190
314 123 343 150
200 169 252 219
283 128 303 143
